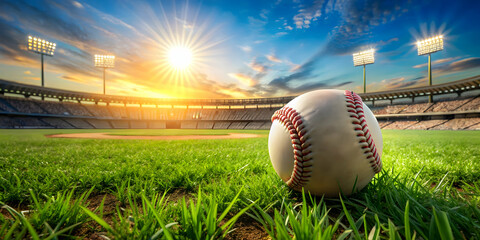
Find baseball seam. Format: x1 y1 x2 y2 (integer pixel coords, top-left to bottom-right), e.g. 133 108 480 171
271 107 313 189
344 90 382 173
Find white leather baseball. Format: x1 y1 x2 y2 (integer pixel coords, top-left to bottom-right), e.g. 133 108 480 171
268 89 383 197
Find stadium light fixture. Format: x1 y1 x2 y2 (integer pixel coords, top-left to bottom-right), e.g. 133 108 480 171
353 49 375 93
416 35 444 102
27 35 56 88
94 54 115 95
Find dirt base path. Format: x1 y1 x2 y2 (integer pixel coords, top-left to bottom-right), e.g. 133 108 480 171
46 132 261 140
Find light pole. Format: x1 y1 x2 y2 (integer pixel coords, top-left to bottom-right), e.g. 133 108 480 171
27 36 56 87
416 35 444 103
94 55 115 95
353 49 375 93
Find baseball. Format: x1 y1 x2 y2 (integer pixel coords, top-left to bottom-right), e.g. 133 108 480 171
268 89 383 197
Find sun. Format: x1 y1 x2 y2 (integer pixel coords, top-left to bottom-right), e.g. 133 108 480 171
138 1 226 97
167 46 193 70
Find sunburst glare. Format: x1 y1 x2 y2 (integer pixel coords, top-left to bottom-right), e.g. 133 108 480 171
131 1 226 98
168 46 193 70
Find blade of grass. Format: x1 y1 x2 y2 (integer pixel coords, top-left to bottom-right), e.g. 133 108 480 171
432 207 454 240
340 195 362 239
81 206 113 232
404 200 411 240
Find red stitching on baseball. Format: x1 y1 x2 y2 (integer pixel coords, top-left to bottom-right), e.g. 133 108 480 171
344 91 382 173
271 107 311 189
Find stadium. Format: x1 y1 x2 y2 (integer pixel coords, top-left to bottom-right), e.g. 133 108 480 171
1 0 480 239
1 75 479 130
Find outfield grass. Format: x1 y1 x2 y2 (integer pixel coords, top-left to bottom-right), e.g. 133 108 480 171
0 129 479 239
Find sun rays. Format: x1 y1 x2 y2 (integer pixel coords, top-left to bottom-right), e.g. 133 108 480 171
131 1 226 98
168 46 193 70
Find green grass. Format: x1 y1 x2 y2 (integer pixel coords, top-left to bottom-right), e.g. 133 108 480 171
381 130 480 184
0 129 479 239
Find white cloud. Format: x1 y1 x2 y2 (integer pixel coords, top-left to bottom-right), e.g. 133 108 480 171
240 45 252 52
267 54 282 63
293 8 321 29
413 57 460 69
248 60 267 73
72 1 83 9
228 73 258 87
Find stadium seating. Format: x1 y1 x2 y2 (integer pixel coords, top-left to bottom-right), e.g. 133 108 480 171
108 106 129 119
149 121 166 129
0 115 16 128
34 101 70 115
428 99 471 112
431 118 480 130
0 98 18 112
61 102 91 116
110 120 130 128
181 121 197 129
245 122 264 129
197 121 214 129
64 119 94 129
86 119 112 129
12 117 51 128
84 104 112 118
41 118 74 128
456 96 480 111
401 103 433 113
382 121 417 130
130 121 148 129
0 88 479 130
228 122 248 129
213 122 230 129
1 96 47 114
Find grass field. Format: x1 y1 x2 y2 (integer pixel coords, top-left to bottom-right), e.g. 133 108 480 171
0 129 479 239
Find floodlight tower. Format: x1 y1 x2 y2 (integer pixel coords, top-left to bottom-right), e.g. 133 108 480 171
416 35 444 102
353 49 375 93
27 36 56 87
94 55 115 94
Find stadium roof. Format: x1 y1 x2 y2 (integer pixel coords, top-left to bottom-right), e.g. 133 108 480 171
0 75 479 106
361 75 480 101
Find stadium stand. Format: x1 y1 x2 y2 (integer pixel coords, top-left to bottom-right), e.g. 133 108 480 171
0 115 15 128
130 121 148 129
382 121 418 130
228 122 249 129
261 122 272 130
431 118 480 130
35 100 70 115
41 118 74 128
149 121 166 129
12 117 50 128
86 119 112 129
0 76 479 130
181 121 197 129
64 119 93 129
62 102 91 116
84 104 112 118
245 122 264 129
197 121 214 129
0 98 18 112
213 122 231 129
400 103 432 113
2 96 47 114
108 106 128 119
456 96 480 111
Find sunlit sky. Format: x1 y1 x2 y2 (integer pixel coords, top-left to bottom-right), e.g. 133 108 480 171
1 0 480 99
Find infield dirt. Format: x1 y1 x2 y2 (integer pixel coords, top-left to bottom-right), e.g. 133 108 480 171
46 132 261 140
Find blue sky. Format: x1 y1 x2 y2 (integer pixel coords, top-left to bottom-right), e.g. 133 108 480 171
0 0 479 98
